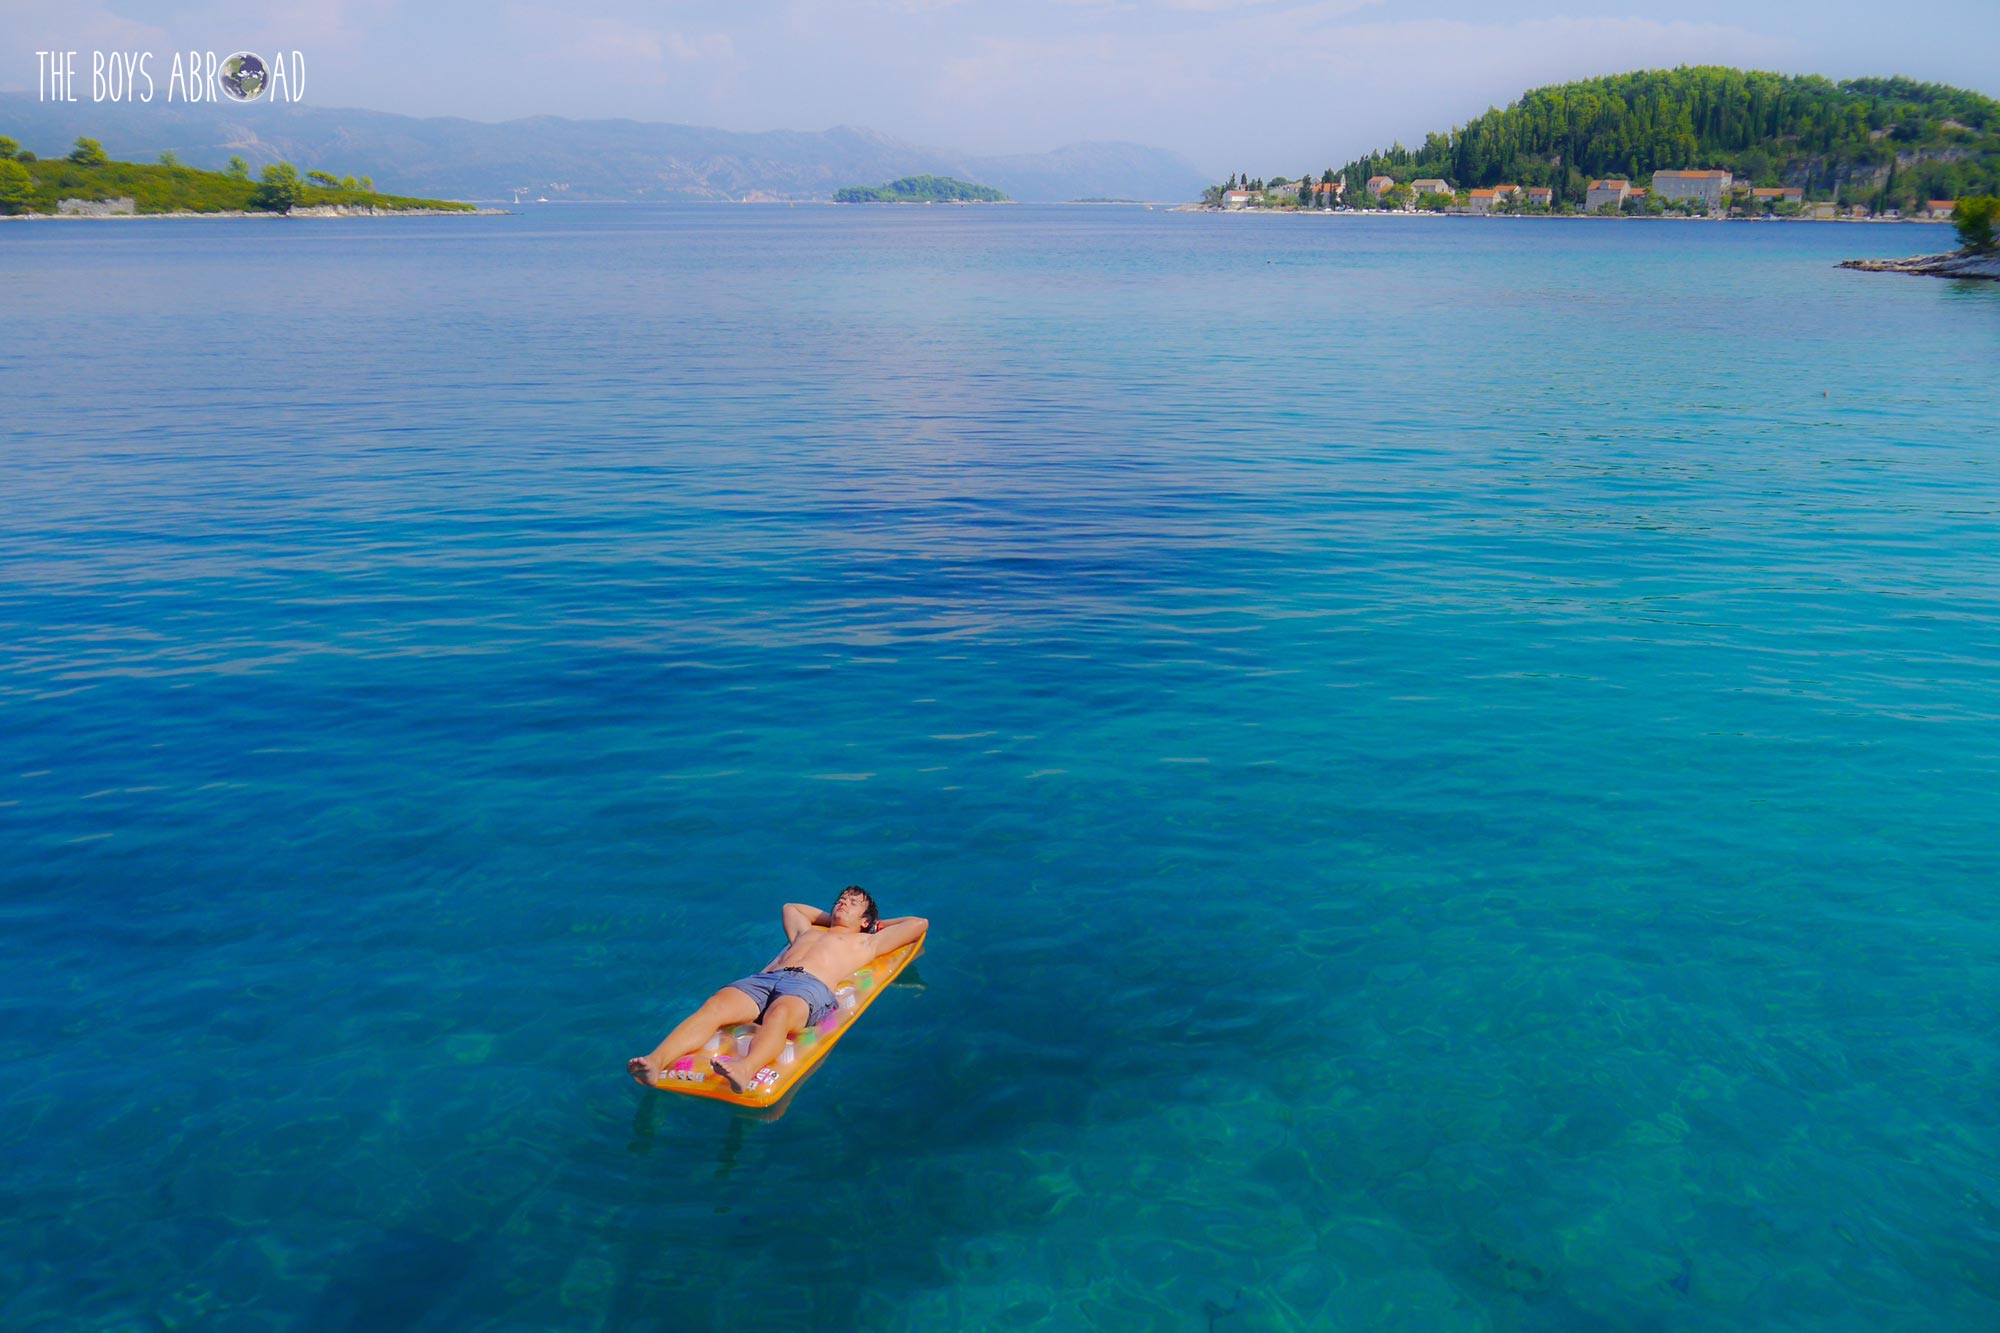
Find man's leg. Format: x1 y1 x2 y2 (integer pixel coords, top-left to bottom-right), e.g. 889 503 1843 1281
712 995 807 1093
629 986 760 1085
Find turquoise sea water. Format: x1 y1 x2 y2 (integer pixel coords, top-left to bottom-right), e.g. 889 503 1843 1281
4 207 1999 1331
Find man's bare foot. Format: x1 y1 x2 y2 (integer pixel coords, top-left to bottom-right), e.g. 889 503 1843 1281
628 1056 665 1086
711 1055 757 1093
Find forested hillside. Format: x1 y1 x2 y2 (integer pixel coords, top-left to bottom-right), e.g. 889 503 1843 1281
1334 68 2000 209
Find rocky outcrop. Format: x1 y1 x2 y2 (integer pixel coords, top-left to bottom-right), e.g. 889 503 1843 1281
284 203 497 217
1840 250 2000 280
56 197 135 215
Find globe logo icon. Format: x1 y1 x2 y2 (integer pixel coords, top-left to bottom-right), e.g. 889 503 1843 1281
220 53 267 102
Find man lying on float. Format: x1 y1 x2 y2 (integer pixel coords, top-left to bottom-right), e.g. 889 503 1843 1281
627 886 929 1093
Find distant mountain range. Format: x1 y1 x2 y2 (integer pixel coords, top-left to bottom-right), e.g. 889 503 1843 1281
0 94 1208 203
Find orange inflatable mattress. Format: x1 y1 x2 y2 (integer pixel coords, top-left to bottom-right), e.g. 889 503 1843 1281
654 930 926 1108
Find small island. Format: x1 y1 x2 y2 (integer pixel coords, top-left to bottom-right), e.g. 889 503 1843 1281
831 174 1009 204
0 136 480 217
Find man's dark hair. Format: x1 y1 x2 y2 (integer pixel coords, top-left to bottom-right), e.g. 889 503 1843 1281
837 884 880 931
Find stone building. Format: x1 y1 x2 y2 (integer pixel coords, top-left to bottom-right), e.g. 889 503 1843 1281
1650 169 1733 209
1584 179 1630 212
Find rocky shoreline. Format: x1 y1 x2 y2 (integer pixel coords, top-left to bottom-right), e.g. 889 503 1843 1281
2 204 506 221
1839 250 2000 280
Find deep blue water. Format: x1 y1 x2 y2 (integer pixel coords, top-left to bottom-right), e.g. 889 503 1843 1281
3 206 1999 1332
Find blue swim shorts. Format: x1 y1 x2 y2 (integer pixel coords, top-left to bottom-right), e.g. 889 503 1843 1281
727 968 837 1027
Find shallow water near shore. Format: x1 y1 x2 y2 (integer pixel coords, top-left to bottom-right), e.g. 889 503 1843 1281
4 207 1999 1331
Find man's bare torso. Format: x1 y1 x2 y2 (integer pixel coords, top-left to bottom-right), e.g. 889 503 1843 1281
764 928 877 987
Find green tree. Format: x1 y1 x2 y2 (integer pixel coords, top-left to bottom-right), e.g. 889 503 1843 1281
340 175 357 189
226 155 249 180
158 149 180 167
15 150 34 163
0 159 33 214
1954 196 1998 253
249 161 304 212
67 137 109 166
306 170 340 188
0 136 17 160
358 176 374 192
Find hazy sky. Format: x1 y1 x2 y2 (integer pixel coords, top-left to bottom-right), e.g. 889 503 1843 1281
7 1 1998 174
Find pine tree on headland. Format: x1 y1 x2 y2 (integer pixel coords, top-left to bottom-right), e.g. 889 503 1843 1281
249 161 304 212
1955 197 1998 253
0 159 32 214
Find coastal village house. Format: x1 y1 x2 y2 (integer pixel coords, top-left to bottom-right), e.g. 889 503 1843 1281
1224 189 1254 208
1526 186 1553 207
1585 179 1631 211
1410 178 1451 198
1462 185 1522 213
1651 169 1733 209
1751 187 1804 206
1927 200 1957 219
1366 174 1395 198
1314 180 1344 204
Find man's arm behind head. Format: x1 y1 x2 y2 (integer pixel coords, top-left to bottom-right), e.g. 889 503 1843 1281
783 902 829 941
870 915 929 957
